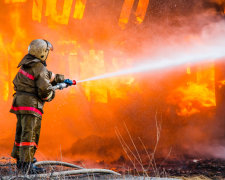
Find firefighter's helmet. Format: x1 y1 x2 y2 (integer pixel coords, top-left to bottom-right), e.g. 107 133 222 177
28 39 53 61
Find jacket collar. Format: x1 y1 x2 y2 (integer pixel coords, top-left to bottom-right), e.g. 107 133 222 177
17 54 41 68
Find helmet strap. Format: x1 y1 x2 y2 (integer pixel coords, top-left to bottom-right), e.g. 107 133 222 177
42 49 50 66
42 60 47 67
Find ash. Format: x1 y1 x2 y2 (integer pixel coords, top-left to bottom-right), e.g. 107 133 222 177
0 157 224 179
158 158 225 178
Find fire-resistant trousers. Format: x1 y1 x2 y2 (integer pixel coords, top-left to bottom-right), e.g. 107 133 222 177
11 114 41 162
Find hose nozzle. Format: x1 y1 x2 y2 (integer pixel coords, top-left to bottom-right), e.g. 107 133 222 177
72 80 76 85
52 80 77 90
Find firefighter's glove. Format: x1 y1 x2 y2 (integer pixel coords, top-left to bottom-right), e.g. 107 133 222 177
45 90 55 102
64 79 73 86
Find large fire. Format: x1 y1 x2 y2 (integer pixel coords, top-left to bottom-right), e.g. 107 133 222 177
0 0 224 168
167 64 216 116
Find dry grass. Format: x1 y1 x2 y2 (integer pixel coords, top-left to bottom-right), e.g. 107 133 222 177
115 111 165 178
180 175 212 180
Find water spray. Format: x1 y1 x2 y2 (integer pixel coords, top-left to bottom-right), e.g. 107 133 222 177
53 42 225 90
76 43 225 83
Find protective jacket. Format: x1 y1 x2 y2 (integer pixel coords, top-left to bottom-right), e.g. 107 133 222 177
10 54 64 118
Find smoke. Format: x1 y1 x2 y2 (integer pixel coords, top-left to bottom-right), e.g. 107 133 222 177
71 4 225 161
68 135 121 161
77 26 225 82
202 145 225 159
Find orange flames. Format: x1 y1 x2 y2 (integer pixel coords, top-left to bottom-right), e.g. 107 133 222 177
119 0 149 28
0 0 224 165
167 64 216 116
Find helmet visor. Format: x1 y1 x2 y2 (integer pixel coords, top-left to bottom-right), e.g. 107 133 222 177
43 40 53 51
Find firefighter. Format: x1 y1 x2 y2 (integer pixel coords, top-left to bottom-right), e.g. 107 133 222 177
10 39 73 174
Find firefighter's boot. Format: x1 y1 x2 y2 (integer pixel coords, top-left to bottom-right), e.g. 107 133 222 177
16 160 22 170
30 163 46 174
33 157 37 163
18 162 46 174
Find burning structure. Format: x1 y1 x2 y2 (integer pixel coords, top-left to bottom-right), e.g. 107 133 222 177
0 0 224 178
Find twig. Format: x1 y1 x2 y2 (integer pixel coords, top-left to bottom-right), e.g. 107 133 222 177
115 127 141 177
123 122 149 177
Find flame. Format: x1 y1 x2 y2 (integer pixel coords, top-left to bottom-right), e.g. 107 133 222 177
32 0 79 24
118 0 135 28
168 82 216 116
210 0 225 14
80 49 108 103
218 80 225 88
32 0 43 22
5 0 27 3
79 49 136 103
46 0 73 25
186 67 191 74
73 0 87 20
167 65 216 116
119 0 149 27
135 0 149 24
0 0 225 166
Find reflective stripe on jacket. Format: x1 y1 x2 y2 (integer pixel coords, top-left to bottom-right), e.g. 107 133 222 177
10 54 64 118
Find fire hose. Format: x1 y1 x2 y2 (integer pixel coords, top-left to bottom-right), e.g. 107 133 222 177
1 160 121 180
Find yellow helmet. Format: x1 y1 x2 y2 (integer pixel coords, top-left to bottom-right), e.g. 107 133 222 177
28 39 53 61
